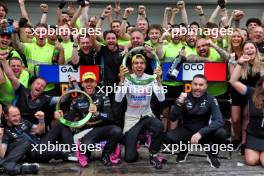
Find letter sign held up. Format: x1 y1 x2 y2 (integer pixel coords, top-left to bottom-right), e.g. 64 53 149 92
182 63 204 81
59 65 80 82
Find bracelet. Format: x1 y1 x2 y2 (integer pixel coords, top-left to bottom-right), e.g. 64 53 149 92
38 119 45 124
122 17 127 20
100 16 104 20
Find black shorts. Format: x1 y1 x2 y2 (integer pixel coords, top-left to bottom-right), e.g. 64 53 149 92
230 87 247 107
245 133 264 151
160 85 183 109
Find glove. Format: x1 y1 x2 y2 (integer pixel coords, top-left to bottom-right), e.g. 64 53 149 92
58 0 67 9
77 0 86 7
218 0 226 9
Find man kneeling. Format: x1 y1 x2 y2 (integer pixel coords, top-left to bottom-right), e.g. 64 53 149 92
166 74 228 168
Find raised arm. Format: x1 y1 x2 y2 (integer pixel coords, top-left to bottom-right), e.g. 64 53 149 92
71 35 79 66
177 1 188 25
0 51 20 88
70 2 85 28
96 5 112 30
137 5 147 21
230 10 245 29
79 1 90 28
156 31 170 60
11 21 25 53
153 67 165 101
18 0 32 26
170 8 179 26
40 4 48 24
207 39 230 61
209 1 227 24
56 0 67 25
162 7 172 30
194 6 206 29
113 0 121 19
90 33 101 52
115 66 129 102
120 7 134 38
54 41 65 65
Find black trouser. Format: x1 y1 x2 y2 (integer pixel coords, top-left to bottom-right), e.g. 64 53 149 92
80 125 122 157
123 116 163 163
0 136 31 174
165 127 228 156
29 123 73 162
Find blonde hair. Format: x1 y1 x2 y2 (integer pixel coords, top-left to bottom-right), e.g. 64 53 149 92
252 76 264 109
228 28 245 54
240 41 261 80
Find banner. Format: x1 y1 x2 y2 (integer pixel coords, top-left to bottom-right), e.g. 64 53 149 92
39 65 100 83
162 62 227 82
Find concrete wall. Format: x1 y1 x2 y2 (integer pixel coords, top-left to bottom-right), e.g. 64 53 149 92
2 0 264 29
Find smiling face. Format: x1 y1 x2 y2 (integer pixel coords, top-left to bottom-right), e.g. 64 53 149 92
0 34 11 49
171 28 181 44
196 39 209 57
111 22 121 37
243 42 257 61
131 31 144 48
148 28 161 44
6 106 21 126
31 78 46 98
9 59 22 78
24 27 33 40
231 30 243 48
79 37 93 54
0 6 6 20
132 57 146 77
251 26 264 44
59 24 71 42
248 22 259 32
191 77 208 98
105 32 117 51
82 79 97 95
88 16 98 28
60 13 70 25
186 34 197 48
137 19 148 34
34 27 47 46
